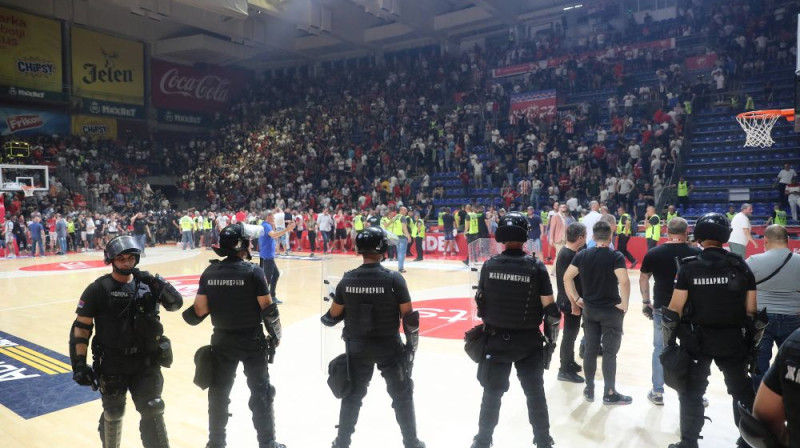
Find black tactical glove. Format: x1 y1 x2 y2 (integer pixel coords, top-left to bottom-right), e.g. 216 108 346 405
261 302 282 348
133 269 183 311
72 356 96 389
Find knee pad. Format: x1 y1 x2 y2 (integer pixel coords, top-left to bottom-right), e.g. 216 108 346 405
104 406 125 421
268 384 276 400
141 398 165 418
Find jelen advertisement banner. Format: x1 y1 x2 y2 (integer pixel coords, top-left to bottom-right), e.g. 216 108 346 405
151 59 251 113
0 7 63 99
71 27 144 106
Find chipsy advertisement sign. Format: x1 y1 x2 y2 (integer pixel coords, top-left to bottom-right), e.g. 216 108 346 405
71 114 117 140
0 7 63 96
71 27 144 105
0 107 69 136
151 59 251 112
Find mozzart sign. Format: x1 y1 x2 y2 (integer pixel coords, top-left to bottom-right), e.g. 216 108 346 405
151 59 251 113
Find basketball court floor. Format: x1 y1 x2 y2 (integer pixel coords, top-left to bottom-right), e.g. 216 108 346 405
0 245 749 447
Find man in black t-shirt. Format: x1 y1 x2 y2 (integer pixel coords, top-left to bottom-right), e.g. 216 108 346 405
639 217 700 406
526 206 544 259
132 212 148 256
556 222 587 383
564 220 632 405
457 205 468 234
477 205 490 239
441 209 456 256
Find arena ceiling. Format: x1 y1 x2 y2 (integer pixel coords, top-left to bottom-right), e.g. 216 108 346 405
0 0 587 71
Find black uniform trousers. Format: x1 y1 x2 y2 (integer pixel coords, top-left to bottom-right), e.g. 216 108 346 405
259 258 280 300
557 298 582 372
97 354 168 448
337 336 417 446
308 231 317 253
582 305 624 393
475 330 551 445
208 328 276 447
616 234 636 263
414 237 424 260
677 328 755 443
646 238 658 251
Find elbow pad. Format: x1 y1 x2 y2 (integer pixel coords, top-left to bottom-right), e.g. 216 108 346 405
402 311 420 353
542 303 561 344
69 320 93 369
261 302 282 341
321 310 344 327
182 305 208 326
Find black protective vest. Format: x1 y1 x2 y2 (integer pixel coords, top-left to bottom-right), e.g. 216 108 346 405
342 266 399 338
204 259 262 331
482 253 542 330
93 274 162 355
684 249 748 328
779 334 800 447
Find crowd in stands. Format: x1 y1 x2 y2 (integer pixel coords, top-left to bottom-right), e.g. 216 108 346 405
1 0 797 254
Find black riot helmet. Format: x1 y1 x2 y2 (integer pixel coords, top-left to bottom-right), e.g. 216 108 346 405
214 223 251 259
356 226 388 254
104 235 142 275
495 212 530 243
366 215 381 228
693 212 731 244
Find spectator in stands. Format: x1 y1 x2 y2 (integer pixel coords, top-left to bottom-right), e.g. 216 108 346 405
777 164 796 209
729 204 758 258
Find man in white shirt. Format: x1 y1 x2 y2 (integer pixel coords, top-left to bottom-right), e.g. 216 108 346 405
776 164 796 208
273 208 287 253
582 201 602 242
316 208 334 254
728 204 757 257
785 175 800 221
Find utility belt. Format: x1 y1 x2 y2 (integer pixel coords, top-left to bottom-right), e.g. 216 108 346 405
482 324 544 363
678 322 746 358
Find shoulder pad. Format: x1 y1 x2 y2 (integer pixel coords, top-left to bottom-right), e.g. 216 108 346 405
680 255 699 265
209 259 220 265
725 252 744 264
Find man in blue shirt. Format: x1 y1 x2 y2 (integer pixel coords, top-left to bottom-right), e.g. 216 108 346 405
526 206 544 259
259 211 295 305
55 214 68 255
28 216 46 257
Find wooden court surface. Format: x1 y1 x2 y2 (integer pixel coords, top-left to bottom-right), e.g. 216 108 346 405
0 246 747 447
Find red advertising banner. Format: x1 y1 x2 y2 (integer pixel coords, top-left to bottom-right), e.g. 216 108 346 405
151 59 251 112
685 53 718 71
509 89 557 125
493 38 675 78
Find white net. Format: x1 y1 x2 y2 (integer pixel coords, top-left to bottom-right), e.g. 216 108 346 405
21 186 34 197
736 113 780 148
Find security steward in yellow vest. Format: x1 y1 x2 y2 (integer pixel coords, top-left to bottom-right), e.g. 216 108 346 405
665 206 680 224
470 212 560 448
354 212 365 233
615 205 637 268
768 204 788 227
464 205 480 265
203 214 214 248
662 213 762 448
381 213 396 261
676 177 691 213
645 206 661 251
320 227 425 448
412 212 425 261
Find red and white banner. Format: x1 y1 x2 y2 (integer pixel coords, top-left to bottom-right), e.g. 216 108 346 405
151 59 251 112
509 89 557 125
493 38 675 78
685 53 718 71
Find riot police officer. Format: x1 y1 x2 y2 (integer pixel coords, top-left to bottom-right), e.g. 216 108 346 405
746 326 800 447
69 235 183 448
471 212 560 448
663 212 761 448
321 226 425 448
182 223 285 448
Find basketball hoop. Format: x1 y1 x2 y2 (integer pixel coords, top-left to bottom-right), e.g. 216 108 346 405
736 109 795 148
21 185 34 198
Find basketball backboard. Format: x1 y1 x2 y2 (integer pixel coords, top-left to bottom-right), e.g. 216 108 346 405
0 164 49 192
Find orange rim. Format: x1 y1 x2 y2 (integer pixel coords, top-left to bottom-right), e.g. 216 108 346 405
736 108 795 121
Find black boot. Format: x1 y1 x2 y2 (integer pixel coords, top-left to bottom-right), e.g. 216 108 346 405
534 435 554 448
258 441 286 448
470 436 491 448
668 440 699 448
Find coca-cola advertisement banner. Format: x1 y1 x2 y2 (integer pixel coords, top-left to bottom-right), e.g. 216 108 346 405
0 107 69 137
151 59 252 112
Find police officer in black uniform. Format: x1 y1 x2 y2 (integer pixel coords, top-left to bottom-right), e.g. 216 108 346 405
182 223 285 448
471 212 560 448
663 212 760 448
321 226 425 448
69 235 183 448
746 326 800 447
